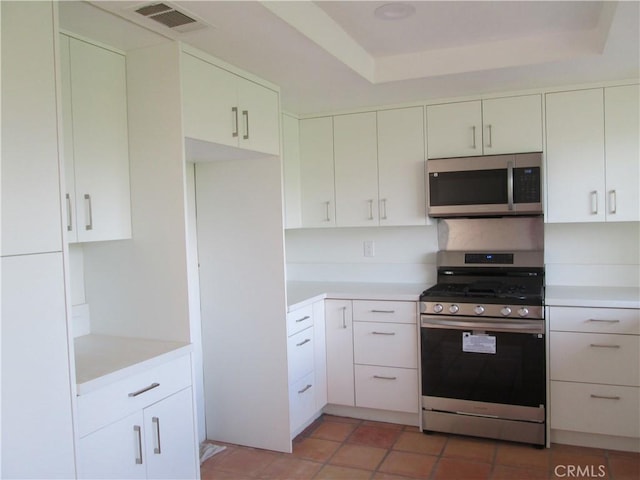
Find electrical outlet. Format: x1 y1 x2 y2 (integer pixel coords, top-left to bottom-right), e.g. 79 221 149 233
363 240 375 257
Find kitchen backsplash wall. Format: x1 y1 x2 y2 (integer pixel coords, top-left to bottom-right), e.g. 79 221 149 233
285 226 439 284
544 222 639 287
285 222 639 288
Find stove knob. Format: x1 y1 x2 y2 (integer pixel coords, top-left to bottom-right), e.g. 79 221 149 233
449 304 459 314
474 305 485 315
518 307 530 317
433 304 444 313
501 306 512 317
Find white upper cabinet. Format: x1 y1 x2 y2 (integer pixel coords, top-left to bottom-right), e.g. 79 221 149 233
61 34 132 243
546 89 605 223
604 85 640 222
299 117 336 227
482 95 543 155
1 1 63 256
334 112 379 227
546 86 638 224
427 100 482 158
282 114 302 228
426 95 542 158
181 52 279 156
377 107 426 226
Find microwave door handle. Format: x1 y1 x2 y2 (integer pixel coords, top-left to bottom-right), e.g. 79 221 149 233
507 160 514 211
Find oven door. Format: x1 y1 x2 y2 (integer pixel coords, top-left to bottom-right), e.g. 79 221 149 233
421 316 545 421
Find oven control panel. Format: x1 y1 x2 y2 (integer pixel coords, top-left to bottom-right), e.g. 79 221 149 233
420 302 543 320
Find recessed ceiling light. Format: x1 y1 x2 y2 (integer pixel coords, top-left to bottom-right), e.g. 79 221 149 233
374 3 416 21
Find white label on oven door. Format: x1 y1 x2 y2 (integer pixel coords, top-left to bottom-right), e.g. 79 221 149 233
462 332 496 354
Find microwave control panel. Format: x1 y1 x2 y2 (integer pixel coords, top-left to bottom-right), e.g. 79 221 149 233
513 167 541 203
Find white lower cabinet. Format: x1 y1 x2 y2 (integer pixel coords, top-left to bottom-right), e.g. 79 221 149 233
352 300 419 414
549 306 640 445
325 299 355 406
76 355 198 479
287 301 326 436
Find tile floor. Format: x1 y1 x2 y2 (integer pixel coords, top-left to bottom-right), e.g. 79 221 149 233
201 414 640 479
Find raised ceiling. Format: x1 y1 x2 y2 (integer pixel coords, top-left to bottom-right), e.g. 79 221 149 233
61 1 639 115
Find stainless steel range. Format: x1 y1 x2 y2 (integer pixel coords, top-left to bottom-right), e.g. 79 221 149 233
420 218 546 446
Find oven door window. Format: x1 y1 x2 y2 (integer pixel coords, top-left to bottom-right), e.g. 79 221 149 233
429 169 507 206
421 328 545 408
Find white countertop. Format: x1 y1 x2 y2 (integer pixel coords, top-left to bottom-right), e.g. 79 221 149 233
546 285 640 309
74 334 192 395
287 281 428 311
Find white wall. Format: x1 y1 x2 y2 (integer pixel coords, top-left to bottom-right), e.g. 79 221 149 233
285 225 439 284
545 222 640 287
285 221 640 288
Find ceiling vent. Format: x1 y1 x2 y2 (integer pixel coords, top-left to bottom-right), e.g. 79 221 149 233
134 3 207 33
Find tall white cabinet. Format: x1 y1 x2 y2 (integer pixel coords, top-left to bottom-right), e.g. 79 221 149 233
1 2 76 478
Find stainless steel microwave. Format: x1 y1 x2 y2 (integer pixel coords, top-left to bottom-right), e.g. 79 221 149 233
427 152 543 217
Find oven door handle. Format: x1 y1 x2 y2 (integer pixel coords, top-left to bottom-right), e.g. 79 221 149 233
421 316 544 334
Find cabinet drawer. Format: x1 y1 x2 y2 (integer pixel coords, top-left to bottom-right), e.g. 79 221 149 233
289 372 317 435
288 327 314 383
77 354 192 437
550 332 640 386
287 304 314 336
353 322 418 368
550 307 640 334
353 300 417 324
550 381 640 438
354 365 419 413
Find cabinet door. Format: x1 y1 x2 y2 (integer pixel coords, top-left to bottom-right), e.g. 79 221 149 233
313 301 328 411
282 114 302 228
237 77 280 155
1 1 62 256
334 112 379 226
482 95 542 155
300 117 336 227
181 53 237 147
604 85 640 222
545 89 605 223
60 34 78 241
1 254 76 478
377 107 426 226
69 37 132 241
144 388 199 480
324 300 355 406
426 100 482 158
77 412 146 479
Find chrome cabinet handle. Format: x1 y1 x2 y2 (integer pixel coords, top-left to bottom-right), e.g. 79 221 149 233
298 384 312 394
295 315 311 323
296 338 311 347
368 199 374 220
590 394 621 400
84 194 93 230
380 198 387 220
589 343 621 349
588 318 620 323
152 417 162 454
486 124 493 148
609 190 617 214
341 306 347 329
371 309 395 314
66 194 73 232
242 110 249 140
232 107 239 138
324 201 331 222
471 126 477 149
373 375 397 380
372 331 396 336
591 191 599 214
134 425 143 464
128 382 160 397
